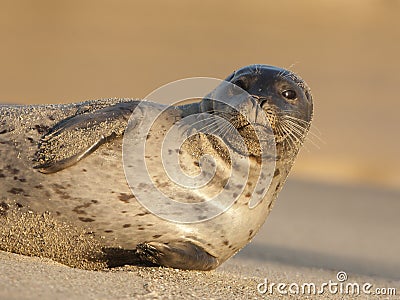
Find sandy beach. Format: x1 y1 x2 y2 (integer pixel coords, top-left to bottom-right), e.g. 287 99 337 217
1 0 399 299
1 250 399 300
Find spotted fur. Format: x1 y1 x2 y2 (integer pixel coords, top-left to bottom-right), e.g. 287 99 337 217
0 65 313 270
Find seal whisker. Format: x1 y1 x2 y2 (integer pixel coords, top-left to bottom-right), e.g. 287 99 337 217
284 123 320 151
279 123 303 151
201 118 228 135
214 119 236 139
281 122 306 140
280 116 309 132
283 115 310 124
281 117 324 148
275 123 287 143
281 119 308 135
281 119 309 142
220 123 236 141
276 123 297 150
286 62 299 72
276 68 288 79
281 127 307 152
281 114 311 125
305 126 325 146
182 115 221 133
208 120 229 137
282 120 315 152
283 125 320 153
281 123 302 143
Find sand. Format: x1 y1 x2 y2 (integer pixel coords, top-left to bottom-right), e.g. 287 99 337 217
1 252 398 300
1 251 399 300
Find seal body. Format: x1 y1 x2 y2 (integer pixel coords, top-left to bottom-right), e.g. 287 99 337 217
0 65 313 270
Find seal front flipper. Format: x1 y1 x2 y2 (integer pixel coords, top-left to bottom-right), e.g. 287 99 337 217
136 241 219 271
34 101 140 173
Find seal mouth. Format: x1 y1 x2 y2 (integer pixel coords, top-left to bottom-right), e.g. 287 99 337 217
236 123 273 142
233 110 311 153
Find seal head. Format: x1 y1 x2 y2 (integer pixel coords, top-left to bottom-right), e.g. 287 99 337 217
200 64 313 158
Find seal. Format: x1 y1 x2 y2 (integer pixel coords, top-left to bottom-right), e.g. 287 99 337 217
0 64 313 270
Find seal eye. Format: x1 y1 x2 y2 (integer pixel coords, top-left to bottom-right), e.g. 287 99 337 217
282 90 297 100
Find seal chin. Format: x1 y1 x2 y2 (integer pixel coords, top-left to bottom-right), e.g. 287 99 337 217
218 121 275 158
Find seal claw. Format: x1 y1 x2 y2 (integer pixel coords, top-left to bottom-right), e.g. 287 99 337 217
136 241 219 271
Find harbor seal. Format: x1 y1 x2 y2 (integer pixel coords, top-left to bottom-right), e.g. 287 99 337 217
0 64 313 270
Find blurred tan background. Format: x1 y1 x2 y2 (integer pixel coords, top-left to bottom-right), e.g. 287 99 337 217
1 0 399 189
1 0 399 279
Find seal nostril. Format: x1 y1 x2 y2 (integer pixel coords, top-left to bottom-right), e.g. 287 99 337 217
252 95 268 107
259 99 268 107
